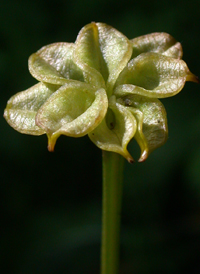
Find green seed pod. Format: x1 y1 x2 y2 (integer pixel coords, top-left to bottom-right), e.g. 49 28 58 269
4 22 198 162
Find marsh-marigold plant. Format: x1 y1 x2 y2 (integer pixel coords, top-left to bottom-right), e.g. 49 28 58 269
4 22 198 162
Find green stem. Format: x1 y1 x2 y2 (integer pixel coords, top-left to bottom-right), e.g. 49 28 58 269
101 151 125 274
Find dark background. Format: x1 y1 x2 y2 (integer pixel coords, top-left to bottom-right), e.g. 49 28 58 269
1 0 200 273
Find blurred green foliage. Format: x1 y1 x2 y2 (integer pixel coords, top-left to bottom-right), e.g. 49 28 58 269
1 0 200 273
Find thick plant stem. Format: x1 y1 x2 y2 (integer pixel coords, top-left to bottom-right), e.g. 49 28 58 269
101 151 125 274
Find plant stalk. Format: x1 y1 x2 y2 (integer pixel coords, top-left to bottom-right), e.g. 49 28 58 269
101 151 125 274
